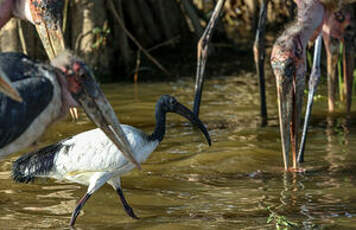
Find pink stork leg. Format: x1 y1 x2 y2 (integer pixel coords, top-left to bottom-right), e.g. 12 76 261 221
343 38 354 112
323 33 339 112
342 7 354 112
322 8 352 112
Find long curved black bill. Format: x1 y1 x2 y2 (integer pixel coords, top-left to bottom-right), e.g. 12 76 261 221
174 102 211 146
297 34 322 163
193 0 226 117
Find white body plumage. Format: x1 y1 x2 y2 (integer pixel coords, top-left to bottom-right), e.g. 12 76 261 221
46 125 159 186
13 94 210 226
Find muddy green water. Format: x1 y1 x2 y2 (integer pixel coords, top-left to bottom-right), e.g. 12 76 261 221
1 75 356 229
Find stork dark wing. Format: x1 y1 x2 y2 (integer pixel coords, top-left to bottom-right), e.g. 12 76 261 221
0 52 43 82
0 52 54 148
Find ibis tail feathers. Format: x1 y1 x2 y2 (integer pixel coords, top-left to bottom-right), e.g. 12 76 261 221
12 140 67 183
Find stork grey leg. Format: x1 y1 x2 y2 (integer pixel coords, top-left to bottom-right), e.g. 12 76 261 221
193 0 226 117
297 34 322 163
253 0 269 126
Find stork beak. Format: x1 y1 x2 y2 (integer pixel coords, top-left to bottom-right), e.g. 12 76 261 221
275 64 292 170
272 57 304 170
0 74 22 102
34 22 65 60
36 22 76 122
76 70 141 169
173 102 211 146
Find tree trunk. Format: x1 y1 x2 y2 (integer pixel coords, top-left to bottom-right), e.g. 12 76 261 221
0 0 296 80
0 19 20 52
71 0 111 76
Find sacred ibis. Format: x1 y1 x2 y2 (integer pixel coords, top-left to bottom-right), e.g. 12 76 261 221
12 94 211 226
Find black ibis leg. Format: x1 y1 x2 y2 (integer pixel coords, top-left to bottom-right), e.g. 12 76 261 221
193 0 226 117
70 193 91 226
116 187 139 219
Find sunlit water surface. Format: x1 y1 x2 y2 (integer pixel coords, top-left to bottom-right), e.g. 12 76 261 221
1 74 356 229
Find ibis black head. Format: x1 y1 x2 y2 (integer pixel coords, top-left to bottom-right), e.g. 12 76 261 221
51 51 141 169
153 95 211 145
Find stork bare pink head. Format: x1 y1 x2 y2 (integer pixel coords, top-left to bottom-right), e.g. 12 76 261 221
323 8 351 41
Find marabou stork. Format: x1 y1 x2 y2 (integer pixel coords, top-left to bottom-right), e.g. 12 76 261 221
193 0 294 126
192 0 354 170
0 51 140 168
12 95 211 226
0 0 66 103
271 0 325 171
271 0 356 170
298 7 354 163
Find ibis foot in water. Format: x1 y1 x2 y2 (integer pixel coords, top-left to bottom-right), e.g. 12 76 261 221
116 187 139 219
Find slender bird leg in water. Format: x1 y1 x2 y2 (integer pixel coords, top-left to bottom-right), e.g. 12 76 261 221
297 34 322 164
70 193 91 226
343 42 354 112
323 34 339 112
116 187 139 219
271 0 324 171
253 0 269 127
193 0 226 117
108 177 140 219
343 25 354 112
322 8 352 112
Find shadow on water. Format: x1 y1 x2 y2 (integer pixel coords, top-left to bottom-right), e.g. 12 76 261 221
1 74 356 229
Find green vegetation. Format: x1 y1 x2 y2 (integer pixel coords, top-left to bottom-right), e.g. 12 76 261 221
266 207 298 230
338 43 344 101
91 22 111 50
